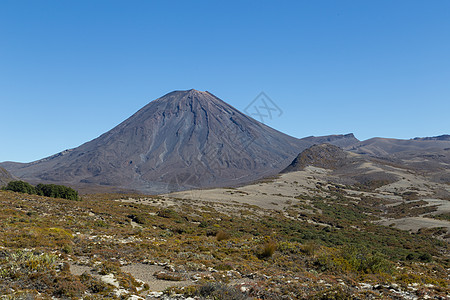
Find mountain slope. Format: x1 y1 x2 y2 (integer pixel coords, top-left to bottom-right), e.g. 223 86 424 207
1 89 357 193
0 167 16 187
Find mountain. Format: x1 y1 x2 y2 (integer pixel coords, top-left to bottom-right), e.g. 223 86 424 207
1 89 357 194
0 167 16 187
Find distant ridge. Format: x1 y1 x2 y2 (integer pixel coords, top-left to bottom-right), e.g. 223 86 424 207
346 136 450 157
412 134 450 141
1 89 357 194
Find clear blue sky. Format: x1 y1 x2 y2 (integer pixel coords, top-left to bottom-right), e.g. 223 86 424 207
1 0 449 162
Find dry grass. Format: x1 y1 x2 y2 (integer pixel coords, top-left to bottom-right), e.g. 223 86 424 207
258 241 277 259
216 230 231 241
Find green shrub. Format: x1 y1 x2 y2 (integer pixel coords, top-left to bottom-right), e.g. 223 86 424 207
128 213 148 225
2 180 79 200
94 220 109 228
157 208 179 219
315 245 393 274
3 180 36 194
418 252 432 262
36 183 79 201
301 241 318 257
198 221 208 228
0 250 57 279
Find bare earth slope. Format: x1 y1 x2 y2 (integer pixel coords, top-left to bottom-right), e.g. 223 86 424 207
0 89 357 194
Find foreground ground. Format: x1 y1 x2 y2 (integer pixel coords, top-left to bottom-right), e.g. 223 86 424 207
0 169 449 299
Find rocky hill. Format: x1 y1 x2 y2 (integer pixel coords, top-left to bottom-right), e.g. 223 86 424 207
281 144 355 172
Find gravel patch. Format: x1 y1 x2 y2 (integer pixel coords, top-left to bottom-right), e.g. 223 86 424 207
121 263 194 292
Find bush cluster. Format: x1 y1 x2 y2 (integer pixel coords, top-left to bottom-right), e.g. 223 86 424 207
2 180 79 201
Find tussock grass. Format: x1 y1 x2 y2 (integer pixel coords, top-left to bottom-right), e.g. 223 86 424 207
216 230 231 241
258 241 277 259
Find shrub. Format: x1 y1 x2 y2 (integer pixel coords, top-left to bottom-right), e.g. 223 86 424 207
0 250 57 279
301 241 318 257
80 272 114 294
94 220 109 228
418 253 432 262
157 208 180 220
36 183 79 201
96 261 121 275
54 275 86 298
216 262 233 270
62 244 73 254
3 180 36 194
2 180 79 200
198 221 208 228
315 246 393 275
310 286 353 300
277 241 301 254
196 282 247 300
128 213 147 225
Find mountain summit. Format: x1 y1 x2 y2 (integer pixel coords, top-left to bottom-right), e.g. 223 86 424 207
2 90 357 193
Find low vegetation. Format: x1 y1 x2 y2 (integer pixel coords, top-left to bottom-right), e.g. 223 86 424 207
2 180 79 200
0 182 448 298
